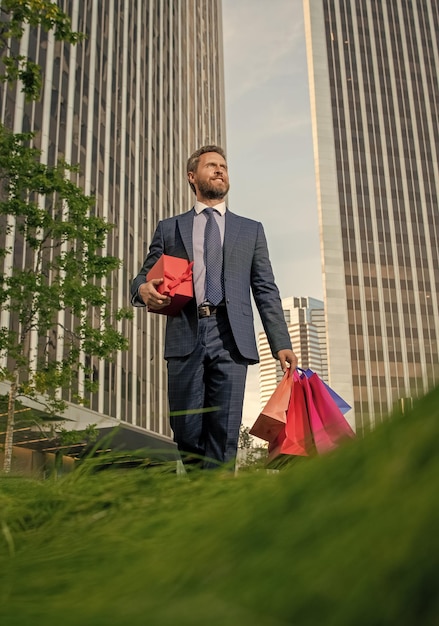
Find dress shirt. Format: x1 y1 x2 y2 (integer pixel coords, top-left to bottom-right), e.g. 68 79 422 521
193 201 226 305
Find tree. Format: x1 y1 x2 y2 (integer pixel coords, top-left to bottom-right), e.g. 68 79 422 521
237 425 267 470
0 0 83 101
0 2 130 472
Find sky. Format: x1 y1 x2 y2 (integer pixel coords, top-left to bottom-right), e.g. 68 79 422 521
221 0 323 426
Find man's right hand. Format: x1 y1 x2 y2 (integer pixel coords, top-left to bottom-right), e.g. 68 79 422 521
138 278 171 310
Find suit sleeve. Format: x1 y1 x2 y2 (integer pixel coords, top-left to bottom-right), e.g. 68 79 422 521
250 223 292 357
130 221 165 307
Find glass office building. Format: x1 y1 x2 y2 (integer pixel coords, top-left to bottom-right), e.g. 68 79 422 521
0 0 226 445
304 0 439 432
258 297 327 408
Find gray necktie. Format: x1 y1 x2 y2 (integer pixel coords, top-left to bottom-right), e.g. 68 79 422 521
203 207 223 305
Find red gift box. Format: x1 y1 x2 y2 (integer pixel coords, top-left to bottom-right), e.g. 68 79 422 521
146 255 194 316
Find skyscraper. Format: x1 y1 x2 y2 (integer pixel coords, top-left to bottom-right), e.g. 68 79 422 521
258 296 327 408
0 1 226 447
303 0 439 432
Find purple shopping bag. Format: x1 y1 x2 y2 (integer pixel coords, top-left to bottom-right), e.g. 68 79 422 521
299 368 351 415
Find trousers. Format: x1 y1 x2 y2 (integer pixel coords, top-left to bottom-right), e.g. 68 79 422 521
167 308 248 468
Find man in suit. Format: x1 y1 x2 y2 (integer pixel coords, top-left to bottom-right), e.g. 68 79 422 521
131 145 297 468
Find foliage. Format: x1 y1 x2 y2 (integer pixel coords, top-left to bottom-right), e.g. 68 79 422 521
0 385 438 624
0 0 85 101
237 425 267 469
0 1 129 471
238 425 254 449
56 423 98 447
0 124 130 410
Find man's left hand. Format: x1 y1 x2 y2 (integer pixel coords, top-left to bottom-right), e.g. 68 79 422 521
277 349 298 374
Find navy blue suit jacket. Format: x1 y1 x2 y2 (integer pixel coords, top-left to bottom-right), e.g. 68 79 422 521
131 208 292 364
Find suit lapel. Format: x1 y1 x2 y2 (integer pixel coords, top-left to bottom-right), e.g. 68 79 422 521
224 210 242 263
177 208 195 260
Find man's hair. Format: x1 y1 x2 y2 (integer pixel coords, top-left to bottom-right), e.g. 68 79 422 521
187 145 226 194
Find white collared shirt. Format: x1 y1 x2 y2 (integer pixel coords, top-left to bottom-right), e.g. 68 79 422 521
193 201 226 305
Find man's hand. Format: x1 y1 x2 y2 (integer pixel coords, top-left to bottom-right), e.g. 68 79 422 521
138 278 171 310
277 349 298 374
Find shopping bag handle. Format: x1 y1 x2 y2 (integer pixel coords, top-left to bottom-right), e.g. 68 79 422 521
285 365 298 378
295 367 312 378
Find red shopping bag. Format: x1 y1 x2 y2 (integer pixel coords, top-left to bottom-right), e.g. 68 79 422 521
267 373 316 462
250 371 293 442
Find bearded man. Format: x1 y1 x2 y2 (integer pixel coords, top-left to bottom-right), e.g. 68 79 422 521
131 145 297 469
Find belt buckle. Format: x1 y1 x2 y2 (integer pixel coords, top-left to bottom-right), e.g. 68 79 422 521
198 304 211 318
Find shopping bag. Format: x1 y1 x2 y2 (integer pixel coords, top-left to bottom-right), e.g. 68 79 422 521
297 369 355 453
299 368 351 415
267 373 315 462
303 370 355 442
249 371 293 442
298 372 339 453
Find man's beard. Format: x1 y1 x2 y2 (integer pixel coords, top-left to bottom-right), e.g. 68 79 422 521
198 178 229 200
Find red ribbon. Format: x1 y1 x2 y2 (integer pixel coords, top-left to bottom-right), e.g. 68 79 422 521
162 261 194 296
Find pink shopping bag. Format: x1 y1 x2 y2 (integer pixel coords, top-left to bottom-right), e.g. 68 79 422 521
304 370 355 443
300 368 351 415
298 373 338 454
297 369 355 453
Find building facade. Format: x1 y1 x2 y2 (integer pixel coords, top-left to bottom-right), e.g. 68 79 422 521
304 0 439 432
0 0 226 444
258 296 327 408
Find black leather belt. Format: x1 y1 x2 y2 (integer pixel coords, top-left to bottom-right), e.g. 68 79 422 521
198 302 225 318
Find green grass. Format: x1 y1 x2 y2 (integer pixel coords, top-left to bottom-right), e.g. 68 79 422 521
1 387 439 625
